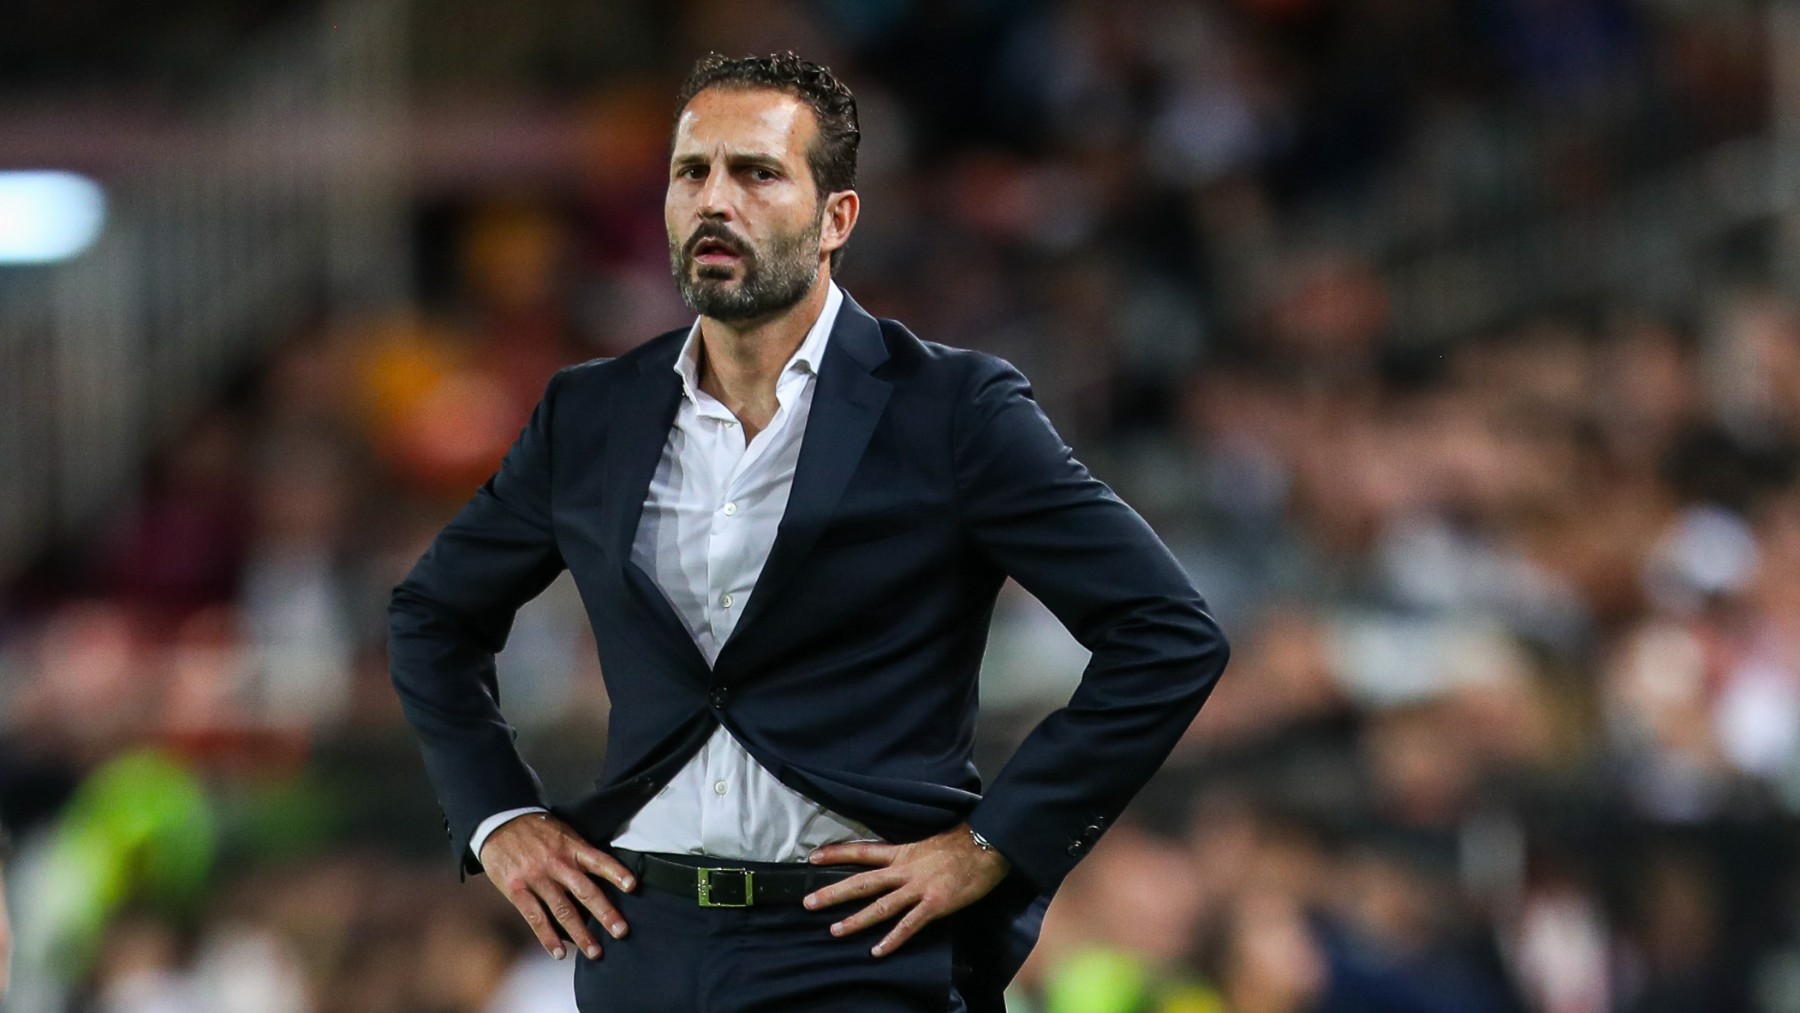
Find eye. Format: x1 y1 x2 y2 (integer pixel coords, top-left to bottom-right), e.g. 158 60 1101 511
678 165 706 180
750 168 777 182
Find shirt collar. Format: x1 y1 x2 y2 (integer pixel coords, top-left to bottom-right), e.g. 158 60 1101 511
673 281 844 402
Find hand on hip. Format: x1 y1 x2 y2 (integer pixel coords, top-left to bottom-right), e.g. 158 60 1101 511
802 823 1011 957
482 813 638 961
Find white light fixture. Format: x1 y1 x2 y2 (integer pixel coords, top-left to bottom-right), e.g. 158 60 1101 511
0 171 107 264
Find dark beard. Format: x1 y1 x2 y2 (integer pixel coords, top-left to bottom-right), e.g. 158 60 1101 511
670 218 821 323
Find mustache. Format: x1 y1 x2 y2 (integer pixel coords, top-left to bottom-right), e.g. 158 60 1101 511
684 223 751 258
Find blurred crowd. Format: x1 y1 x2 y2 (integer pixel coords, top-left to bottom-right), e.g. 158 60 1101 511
2 0 1796 1011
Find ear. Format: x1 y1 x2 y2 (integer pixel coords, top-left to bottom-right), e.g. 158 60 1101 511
819 189 859 259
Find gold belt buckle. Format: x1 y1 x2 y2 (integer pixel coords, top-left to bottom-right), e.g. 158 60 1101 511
696 867 754 907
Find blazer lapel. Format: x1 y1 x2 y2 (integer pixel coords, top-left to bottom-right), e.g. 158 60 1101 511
598 335 711 675
714 294 892 678
601 340 685 563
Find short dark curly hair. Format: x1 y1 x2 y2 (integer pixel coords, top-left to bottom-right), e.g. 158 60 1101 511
674 51 860 272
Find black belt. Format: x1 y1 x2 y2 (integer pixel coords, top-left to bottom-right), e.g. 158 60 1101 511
612 848 862 908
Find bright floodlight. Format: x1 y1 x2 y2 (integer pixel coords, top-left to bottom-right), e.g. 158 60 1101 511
0 171 107 264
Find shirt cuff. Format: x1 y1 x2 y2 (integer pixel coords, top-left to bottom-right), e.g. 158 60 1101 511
471 806 549 860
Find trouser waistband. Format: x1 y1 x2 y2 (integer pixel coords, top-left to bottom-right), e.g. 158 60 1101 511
610 847 862 907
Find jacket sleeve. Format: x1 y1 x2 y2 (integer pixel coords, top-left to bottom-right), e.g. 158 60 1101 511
955 358 1229 892
388 367 570 876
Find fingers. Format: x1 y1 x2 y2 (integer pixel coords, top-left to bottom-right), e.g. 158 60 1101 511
536 877 607 960
575 845 638 893
803 867 901 911
828 885 946 955
830 885 920 939
872 904 934 957
555 864 628 941
484 817 637 960
505 885 578 961
808 841 898 867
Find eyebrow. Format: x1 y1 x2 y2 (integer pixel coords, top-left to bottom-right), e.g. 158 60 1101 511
671 151 789 173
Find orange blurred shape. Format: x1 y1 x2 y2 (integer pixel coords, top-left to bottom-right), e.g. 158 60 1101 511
394 369 522 492
351 317 525 496
462 198 567 315
577 83 676 186
353 317 459 429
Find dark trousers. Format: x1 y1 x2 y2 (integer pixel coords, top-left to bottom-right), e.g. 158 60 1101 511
573 858 970 1012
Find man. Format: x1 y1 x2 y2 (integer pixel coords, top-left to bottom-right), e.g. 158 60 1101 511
389 51 1229 1013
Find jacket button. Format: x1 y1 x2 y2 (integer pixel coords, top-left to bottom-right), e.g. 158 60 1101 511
710 687 731 708
1083 823 1102 839
636 778 657 796
1067 841 1084 856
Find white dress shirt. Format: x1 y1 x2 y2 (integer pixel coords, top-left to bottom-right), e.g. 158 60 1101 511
472 282 878 862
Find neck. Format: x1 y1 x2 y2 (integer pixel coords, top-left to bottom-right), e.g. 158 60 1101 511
695 272 831 418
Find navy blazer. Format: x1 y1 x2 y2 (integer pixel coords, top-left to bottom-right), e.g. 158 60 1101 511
388 291 1229 1002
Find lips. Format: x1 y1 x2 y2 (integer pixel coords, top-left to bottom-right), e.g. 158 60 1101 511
691 235 744 265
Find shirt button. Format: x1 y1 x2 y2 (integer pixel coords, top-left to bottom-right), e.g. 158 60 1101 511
719 592 733 609
714 781 729 796
722 502 737 516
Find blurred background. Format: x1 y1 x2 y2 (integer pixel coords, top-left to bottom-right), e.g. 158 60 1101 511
0 0 1795 1010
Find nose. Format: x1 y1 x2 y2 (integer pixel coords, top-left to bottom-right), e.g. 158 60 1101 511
696 167 733 222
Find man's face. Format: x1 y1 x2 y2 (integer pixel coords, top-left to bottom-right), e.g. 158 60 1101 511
666 87 826 323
